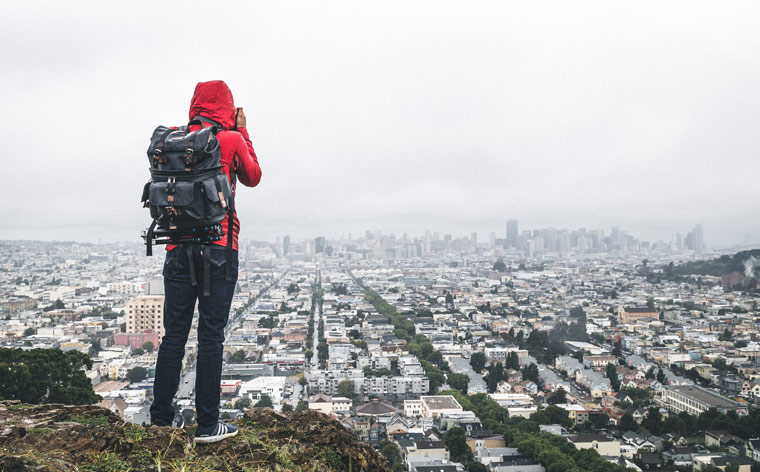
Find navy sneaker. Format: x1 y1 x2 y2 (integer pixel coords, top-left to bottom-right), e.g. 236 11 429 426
171 413 185 428
194 422 238 444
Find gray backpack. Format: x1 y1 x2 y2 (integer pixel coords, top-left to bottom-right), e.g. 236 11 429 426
141 117 234 260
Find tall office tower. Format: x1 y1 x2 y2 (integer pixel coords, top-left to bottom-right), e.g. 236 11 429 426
283 234 291 256
471 232 478 248
315 236 326 253
126 295 165 338
506 219 518 248
489 232 496 248
693 224 704 253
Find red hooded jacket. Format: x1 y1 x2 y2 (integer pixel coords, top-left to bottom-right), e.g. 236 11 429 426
168 80 261 251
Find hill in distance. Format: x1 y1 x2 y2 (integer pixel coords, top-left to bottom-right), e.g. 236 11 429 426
664 249 760 278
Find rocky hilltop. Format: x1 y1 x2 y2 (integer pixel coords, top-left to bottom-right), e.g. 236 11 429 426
0 401 389 472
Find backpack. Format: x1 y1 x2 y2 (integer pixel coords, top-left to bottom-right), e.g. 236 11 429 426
141 117 235 284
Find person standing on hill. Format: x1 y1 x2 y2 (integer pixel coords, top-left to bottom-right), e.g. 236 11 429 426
150 80 261 444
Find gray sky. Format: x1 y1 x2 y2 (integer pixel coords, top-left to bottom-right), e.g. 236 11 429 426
2 1 759 247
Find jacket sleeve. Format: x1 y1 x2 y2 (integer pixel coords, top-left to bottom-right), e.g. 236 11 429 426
234 127 262 187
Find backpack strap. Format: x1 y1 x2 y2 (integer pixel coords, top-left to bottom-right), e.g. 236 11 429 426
225 171 237 281
202 246 211 297
145 220 157 256
185 245 198 288
190 116 221 129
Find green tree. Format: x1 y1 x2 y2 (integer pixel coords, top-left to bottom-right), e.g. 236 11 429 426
281 403 293 412
470 351 486 373
522 363 539 383
234 397 252 410
132 347 145 356
127 366 148 383
618 413 638 432
337 379 354 398
444 427 469 461
317 342 329 361
448 373 470 395
0 348 100 405
142 341 154 353
88 339 101 358
606 363 620 392
295 400 308 412
254 394 273 408
547 387 567 405
467 463 488 472
492 258 507 272
286 283 300 295
380 441 402 466
23 327 36 337
231 349 247 363
642 407 663 435
506 351 521 370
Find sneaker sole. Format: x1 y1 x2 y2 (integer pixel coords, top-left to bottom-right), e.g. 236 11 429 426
194 429 238 444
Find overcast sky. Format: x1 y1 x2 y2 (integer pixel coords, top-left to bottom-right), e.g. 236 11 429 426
1 1 759 247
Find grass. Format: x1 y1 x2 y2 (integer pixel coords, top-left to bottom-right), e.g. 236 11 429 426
28 426 56 435
124 423 149 442
65 414 110 426
79 451 131 472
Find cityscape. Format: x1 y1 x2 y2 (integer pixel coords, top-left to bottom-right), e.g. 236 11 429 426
2 220 760 472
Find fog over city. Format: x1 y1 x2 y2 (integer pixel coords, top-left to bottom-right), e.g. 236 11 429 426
2 1 759 247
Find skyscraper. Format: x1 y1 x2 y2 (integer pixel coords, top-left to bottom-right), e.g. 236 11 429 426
506 219 518 248
283 235 291 256
693 224 704 253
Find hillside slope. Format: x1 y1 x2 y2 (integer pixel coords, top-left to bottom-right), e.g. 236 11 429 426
0 401 389 472
665 249 760 277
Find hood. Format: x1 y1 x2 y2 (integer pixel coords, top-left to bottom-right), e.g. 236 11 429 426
188 80 236 130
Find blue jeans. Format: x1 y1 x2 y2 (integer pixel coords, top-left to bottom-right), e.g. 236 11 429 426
150 245 238 429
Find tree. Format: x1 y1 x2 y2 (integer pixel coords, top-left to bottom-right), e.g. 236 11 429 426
642 407 663 435
618 413 638 433
89 339 101 358
547 387 567 405
298 375 307 386
131 347 145 356
612 339 623 358
234 397 252 410
492 258 507 272
231 349 247 363
448 373 470 395
606 363 620 392
593 412 610 430
304 350 313 362
506 351 521 370
380 441 402 466
656 368 666 384
286 283 300 295
295 400 308 412
23 327 36 337
467 463 488 472
522 363 539 383
142 341 154 353
281 403 293 412
0 348 100 405
127 366 148 383
470 352 486 372
444 427 469 461
317 342 329 361
254 394 273 408
337 379 354 398
42 299 65 312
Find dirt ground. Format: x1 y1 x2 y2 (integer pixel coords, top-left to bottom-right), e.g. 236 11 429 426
0 401 389 472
